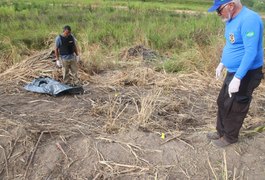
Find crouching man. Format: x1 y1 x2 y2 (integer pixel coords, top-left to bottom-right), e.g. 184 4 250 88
55 25 80 85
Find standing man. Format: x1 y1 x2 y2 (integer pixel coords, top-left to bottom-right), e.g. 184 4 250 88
55 25 80 85
207 0 264 147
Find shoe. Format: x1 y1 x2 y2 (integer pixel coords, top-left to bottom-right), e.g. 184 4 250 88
207 132 220 140
212 137 232 148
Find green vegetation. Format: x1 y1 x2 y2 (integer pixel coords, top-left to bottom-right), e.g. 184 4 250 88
241 0 265 12
0 0 264 73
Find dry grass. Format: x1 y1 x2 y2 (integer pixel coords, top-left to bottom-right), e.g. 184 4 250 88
0 49 91 91
0 50 265 179
136 89 161 125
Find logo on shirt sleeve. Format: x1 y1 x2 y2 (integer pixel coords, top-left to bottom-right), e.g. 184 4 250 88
246 32 255 38
229 33 235 44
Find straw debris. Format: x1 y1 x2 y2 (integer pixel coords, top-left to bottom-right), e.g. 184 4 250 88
0 50 264 179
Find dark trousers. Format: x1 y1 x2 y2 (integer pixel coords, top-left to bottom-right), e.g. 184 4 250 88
216 67 263 143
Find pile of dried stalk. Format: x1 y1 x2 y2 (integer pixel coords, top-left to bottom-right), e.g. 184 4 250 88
0 49 91 90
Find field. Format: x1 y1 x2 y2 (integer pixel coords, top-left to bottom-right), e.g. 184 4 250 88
0 0 265 179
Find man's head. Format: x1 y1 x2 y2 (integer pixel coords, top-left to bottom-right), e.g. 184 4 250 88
63 25 71 37
208 0 242 22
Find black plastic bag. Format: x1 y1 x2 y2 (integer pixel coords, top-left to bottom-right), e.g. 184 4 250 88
24 77 84 96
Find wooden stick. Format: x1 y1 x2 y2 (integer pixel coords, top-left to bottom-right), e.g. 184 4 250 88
24 131 44 179
160 134 182 145
177 138 194 150
7 136 20 160
92 173 101 180
56 142 68 159
0 145 9 179
207 154 217 180
223 150 228 180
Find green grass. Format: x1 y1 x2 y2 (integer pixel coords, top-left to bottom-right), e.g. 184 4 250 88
0 0 264 73
0 1 223 51
3 0 263 12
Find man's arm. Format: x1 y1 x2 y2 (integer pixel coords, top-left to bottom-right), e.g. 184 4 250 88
74 46 79 56
55 47 59 60
55 36 62 67
228 15 262 97
55 36 61 60
235 15 261 79
73 37 80 62
74 38 79 56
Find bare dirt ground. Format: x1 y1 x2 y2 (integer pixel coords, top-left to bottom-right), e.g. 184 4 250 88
0 51 265 179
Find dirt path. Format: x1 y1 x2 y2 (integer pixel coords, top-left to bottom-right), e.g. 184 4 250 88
7 2 265 19
100 4 265 19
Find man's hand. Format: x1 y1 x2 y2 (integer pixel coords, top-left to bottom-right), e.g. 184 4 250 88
228 77 241 97
56 60 62 68
216 63 224 79
76 55 80 62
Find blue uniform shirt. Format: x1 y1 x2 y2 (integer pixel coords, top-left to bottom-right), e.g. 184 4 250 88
221 7 264 79
55 34 77 60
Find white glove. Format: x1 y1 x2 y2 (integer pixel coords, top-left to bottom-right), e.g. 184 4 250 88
56 60 62 68
228 77 241 98
216 63 224 79
76 55 80 62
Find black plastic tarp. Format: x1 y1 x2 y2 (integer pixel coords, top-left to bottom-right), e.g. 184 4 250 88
24 77 84 96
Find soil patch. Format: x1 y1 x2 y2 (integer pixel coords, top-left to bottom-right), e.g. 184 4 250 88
0 51 265 179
